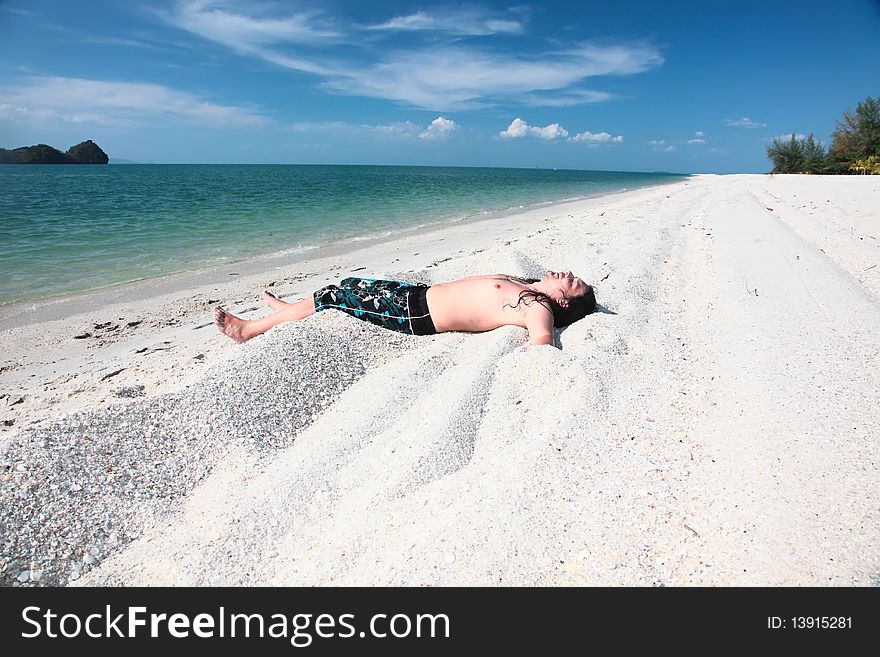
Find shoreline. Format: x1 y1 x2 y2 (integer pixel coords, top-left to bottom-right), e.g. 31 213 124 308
0 177 686 330
2 173 879 587
0 165 686 317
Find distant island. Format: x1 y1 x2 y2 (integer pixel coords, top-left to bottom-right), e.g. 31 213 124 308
0 140 109 164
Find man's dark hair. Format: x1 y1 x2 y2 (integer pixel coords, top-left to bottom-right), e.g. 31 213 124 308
550 285 597 327
504 278 597 328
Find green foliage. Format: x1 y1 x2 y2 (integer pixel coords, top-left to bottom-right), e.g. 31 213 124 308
767 95 879 174
828 95 880 171
849 155 880 175
802 134 828 173
768 134 801 173
766 133 827 173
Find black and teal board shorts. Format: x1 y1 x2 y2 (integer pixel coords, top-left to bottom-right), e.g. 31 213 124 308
313 277 437 336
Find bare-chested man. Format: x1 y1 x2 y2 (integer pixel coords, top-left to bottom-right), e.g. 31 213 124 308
214 271 596 347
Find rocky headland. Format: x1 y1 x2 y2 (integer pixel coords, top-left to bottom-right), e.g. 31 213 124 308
0 140 109 164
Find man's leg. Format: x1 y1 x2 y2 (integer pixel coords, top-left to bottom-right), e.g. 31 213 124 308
263 289 290 311
214 297 317 343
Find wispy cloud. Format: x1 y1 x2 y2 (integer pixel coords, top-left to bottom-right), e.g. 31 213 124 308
521 88 615 107
0 76 268 126
159 0 342 49
158 2 663 110
419 116 459 140
688 131 705 144
77 31 197 52
324 42 661 110
79 35 158 49
366 8 524 35
154 0 340 75
649 139 676 152
370 121 422 136
287 121 355 133
725 117 766 128
287 117 459 140
1 5 37 17
499 118 568 140
288 120 419 136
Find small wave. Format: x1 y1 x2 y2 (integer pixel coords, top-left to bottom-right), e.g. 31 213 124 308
269 243 321 258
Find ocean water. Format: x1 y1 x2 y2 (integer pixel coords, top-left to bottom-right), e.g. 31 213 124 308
0 164 686 305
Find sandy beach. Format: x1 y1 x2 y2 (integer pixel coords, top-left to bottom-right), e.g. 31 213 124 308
1 173 878 586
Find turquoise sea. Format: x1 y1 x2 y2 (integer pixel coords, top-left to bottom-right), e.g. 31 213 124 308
0 165 687 305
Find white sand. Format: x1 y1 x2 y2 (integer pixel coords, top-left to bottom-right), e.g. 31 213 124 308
2 174 879 586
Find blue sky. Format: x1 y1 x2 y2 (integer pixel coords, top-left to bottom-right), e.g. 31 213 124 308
1 0 878 172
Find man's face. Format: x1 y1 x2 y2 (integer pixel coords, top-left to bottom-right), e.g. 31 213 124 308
543 271 590 302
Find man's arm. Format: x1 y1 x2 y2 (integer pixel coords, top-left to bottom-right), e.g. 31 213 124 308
524 305 557 347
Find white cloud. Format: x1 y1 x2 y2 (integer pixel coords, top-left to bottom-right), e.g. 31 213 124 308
0 6 36 17
160 3 663 111
160 0 341 49
521 88 614 107
321 43 662 111
649 139 676 152
499 120 622 145
725 117 766 128
0 76 267 126
288 118 460 141
0 103 124 125
772 133 807 141
288 120 420 137
499 117 530 138
369 121 422 136
419 116 459 140
688 138 705 144
694 131 704 137
531 123 569 140
288 120 354 133
499 118 568 140
569 131 623 145
79 36 160 49
368 9 524 35
156 0 338 76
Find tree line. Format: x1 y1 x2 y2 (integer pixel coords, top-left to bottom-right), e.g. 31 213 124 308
766 95 879 174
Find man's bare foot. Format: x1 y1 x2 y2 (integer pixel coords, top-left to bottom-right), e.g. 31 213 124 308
214 306 247 344
263 290 291 312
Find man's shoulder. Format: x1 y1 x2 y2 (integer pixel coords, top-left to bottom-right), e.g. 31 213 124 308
522 298 553 322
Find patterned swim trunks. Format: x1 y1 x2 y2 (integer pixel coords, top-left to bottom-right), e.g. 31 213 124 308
313 277 437 335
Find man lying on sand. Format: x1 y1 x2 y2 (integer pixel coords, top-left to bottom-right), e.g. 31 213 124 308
214 271 596 347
